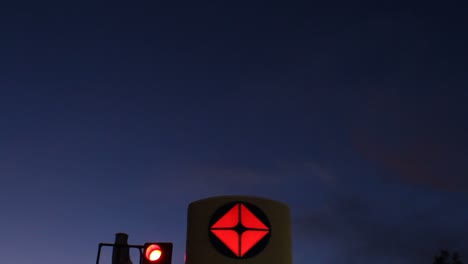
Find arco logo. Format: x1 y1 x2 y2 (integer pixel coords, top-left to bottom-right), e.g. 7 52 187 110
209 201 271 258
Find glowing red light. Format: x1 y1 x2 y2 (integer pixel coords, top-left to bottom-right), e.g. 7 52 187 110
210 202 270 257
211 204 239 228
240 204 268 229
240 230 269 256
146 244 162 261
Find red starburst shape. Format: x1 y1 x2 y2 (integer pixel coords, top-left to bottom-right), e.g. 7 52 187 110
210 202 270 257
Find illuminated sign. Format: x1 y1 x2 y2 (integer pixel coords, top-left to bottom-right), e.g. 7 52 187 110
209 201 271 258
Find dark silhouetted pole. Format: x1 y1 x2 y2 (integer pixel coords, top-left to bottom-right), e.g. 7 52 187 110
112 233 133 264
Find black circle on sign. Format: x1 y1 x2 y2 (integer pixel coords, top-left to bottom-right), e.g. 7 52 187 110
209 201 271 259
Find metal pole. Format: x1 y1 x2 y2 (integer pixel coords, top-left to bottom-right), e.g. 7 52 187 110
112 233 133 264
95 241 144 264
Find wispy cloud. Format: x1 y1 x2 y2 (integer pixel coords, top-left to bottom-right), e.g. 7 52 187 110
353 132 468 192
350 88 468 192
293 191 468 264
140 159 335 201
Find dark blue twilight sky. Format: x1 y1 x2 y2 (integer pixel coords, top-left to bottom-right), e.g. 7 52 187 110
0 1 467 264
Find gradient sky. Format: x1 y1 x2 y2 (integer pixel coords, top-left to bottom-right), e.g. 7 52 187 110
1 1 467 264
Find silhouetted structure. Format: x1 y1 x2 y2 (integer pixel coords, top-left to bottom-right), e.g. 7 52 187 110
433 250 463 264
112 233 133 264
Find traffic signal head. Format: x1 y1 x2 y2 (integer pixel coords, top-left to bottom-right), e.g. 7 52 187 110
142 243 173 264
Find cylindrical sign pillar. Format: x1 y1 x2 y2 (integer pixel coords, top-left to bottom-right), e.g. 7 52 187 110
186 196 292 264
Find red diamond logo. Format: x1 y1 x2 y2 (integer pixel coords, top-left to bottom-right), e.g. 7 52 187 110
210 203 270 257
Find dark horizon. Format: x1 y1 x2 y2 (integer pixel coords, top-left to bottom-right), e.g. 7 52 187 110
1 1 467 264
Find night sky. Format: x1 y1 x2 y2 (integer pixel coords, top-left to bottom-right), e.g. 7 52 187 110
1 1 467 264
